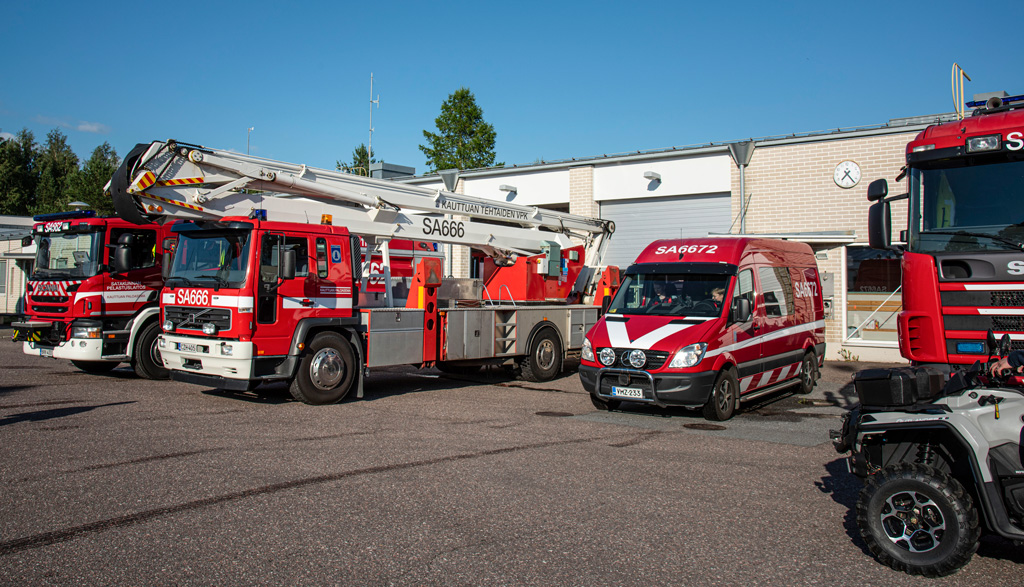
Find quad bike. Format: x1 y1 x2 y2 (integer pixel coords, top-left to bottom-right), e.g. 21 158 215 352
832 333 1024 577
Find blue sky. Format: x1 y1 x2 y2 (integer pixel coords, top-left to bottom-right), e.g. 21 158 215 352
2 0 1022 175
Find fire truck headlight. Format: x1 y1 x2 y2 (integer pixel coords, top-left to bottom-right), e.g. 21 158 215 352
157 337 166 349
221 344 233 356
582 338 594 362
966 134 1001 153
163 320 175 332
669 343 708 368
598 347 616 366
202 323 218 335
71 325 102 339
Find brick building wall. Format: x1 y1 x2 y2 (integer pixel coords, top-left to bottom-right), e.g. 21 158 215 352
731 131 917 360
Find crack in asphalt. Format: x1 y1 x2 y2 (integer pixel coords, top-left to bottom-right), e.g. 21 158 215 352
0 434 613 556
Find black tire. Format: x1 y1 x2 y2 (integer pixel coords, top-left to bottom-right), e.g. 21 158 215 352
590 393 620 411
289 332 357 405
131 321 169 380
856 463 980 577
795 350 817 394
71 360 119 374
702 368 737 421
436 361 483 375
519 329 562 382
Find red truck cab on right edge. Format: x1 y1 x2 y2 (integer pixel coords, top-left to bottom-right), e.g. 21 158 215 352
578 238 826 420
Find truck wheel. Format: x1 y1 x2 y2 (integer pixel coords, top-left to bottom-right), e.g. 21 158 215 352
131 321 169 380
590 394 620 411
289 332 356 405
519 329 562 382
795 350 817 394
857 463 980 577
702 368 737 421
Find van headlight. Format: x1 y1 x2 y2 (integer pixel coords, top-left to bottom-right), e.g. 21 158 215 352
668 343 707 368
582 338 594 362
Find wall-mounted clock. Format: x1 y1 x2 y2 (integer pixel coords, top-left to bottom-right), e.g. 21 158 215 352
834 160 861 189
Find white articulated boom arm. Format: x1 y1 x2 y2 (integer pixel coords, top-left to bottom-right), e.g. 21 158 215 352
109 140 614 268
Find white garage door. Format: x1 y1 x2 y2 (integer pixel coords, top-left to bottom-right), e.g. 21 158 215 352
599 193 732 269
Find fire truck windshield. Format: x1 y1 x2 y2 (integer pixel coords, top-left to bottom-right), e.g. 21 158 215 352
910 157 1024 253
32 230 103 279
167 230 251 288
606 273 731 317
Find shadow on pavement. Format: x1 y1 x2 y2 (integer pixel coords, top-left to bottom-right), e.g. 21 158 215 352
0 401 136 427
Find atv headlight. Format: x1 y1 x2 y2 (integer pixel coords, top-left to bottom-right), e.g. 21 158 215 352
582 338 594 362
668 343 707 368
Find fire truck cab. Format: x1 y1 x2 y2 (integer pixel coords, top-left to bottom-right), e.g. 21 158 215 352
579 238 825 420
12 210 176 378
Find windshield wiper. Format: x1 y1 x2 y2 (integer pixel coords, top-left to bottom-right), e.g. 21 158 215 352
167 276 199 288
193 275 230 291
924 230 1024 251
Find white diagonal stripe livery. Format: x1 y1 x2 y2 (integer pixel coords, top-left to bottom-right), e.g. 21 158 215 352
703 320 826 359
605 318 712 349
282 296 354 310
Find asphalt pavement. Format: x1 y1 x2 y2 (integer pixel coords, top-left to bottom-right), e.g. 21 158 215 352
0 332 1020 586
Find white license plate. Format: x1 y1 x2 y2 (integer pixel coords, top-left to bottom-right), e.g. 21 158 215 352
39 347 53 357
178 343 200 353
612 386 644 399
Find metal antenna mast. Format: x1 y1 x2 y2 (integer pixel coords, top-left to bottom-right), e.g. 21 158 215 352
369 73 379 171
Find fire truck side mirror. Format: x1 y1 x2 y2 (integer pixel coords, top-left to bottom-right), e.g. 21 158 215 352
162 252 172 280
866 178 888 202
280 249 296 280
113 233 135 274
868 200 892 250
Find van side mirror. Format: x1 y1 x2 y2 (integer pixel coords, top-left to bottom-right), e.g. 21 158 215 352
600 295 612 316
731 298 752 323
280 249 296 280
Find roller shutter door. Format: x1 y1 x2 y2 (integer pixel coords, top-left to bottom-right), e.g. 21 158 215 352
599 193 732 268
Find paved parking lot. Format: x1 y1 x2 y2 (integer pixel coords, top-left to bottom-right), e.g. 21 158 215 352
1 330 1020 585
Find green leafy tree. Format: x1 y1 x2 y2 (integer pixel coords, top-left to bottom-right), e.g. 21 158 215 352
67 142 119 216
419 87 502 173
33 129 79 214
336 143 376 176
0 128 40 215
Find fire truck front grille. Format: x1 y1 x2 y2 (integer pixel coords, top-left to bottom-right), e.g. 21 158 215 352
30 295 70 303
164 306 232 332
31 305 69 314
992 292 1024 307
600 348 671 370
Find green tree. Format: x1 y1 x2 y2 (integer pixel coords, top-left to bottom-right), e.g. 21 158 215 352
0 128 40 215
67 142 119 216
33 129 79 214
419 87 502 173
336 143 376 176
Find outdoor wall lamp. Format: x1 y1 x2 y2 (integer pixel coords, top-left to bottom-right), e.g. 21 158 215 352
499 184 518 193
643 171 661 182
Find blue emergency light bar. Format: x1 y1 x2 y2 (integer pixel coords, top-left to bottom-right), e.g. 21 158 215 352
32 210 97 222
965 94 1024 108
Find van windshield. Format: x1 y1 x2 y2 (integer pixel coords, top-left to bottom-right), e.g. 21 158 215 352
607 273 732 317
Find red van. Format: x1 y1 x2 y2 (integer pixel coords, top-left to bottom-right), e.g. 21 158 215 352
579 238 825 420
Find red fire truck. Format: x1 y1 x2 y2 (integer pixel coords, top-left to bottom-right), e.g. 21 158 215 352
108 140 618 403
868 92 1024 368
11 210 176 378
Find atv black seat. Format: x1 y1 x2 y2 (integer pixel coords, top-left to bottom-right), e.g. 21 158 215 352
853 367 945 410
